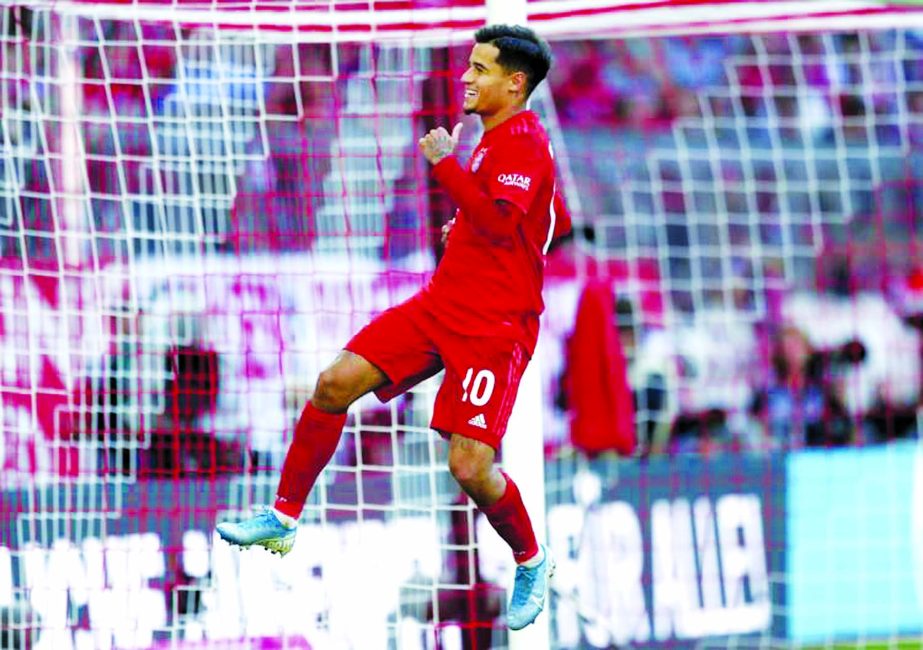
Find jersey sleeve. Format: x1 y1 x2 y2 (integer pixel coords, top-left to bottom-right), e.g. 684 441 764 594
432 157 524 239
484 137 550 215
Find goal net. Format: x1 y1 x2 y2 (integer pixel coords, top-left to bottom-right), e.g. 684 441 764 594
0 3 484 648
1 0 923 649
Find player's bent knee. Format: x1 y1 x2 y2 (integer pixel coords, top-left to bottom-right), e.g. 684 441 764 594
448 450 490 487
312 367 355 412
312 352 386 412
448 455 473 485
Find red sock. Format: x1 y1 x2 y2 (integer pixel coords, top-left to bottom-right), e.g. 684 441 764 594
274 402 347 519
480 471 539 564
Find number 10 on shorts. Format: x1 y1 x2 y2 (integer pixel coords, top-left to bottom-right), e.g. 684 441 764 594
461 368 495 406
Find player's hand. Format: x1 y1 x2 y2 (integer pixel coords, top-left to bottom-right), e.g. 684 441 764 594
441 217 455 245
419 123 463 165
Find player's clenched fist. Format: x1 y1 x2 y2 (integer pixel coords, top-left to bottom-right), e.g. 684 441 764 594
419 123 463 165
441 217 455 245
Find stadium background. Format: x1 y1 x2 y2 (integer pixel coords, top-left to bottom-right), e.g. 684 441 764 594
1 0 923 648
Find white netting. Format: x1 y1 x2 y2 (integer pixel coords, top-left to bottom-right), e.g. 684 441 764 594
0 5 470 648
2 1 923 648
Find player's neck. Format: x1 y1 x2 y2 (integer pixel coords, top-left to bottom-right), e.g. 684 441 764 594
481 103 527 132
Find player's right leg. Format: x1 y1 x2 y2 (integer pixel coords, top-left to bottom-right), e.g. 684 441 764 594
216 295 442 556
215 350 387 555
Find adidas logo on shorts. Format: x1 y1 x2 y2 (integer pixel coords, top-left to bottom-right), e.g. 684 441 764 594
467 413 488 429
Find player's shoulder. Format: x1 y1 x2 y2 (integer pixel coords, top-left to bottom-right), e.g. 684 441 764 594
496 117 551 161
505 112 550 144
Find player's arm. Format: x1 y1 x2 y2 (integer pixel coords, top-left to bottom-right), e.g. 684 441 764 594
431 156 525 239
419 123 531 240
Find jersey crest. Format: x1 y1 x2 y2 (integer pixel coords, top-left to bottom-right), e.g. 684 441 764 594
470 147 488 173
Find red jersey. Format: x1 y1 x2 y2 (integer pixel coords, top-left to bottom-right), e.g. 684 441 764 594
422 111 569 355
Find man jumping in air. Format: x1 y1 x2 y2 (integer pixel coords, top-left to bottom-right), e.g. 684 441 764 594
217 23 569 631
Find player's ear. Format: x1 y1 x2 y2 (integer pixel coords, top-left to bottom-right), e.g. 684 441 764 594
508 70 527 98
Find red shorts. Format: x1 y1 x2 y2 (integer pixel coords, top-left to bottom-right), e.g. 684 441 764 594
344 294 530 450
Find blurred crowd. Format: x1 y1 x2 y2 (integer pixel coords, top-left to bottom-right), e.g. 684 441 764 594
545 31 923 457
592 281 923 458
550 31 923 141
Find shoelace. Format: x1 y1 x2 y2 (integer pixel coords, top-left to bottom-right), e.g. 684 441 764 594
241 511 275 530
511 564 538 607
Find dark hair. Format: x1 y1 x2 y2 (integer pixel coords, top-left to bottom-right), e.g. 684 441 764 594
474 24 552 98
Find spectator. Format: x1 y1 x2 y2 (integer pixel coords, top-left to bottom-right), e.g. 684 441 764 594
864 265 923 441
748 324 853 449
614 297 673 455
145 332 243 476
784 286 921 432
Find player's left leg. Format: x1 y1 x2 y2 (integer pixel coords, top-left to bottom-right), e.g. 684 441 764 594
446 435 554 630
433 337 554 630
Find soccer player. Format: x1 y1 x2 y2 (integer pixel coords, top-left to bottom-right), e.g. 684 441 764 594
217 24 569 631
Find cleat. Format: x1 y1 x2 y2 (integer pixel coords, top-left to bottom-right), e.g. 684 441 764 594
507 544 555 631
216 509 297 557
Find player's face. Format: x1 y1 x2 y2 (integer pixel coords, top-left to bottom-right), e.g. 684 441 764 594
461 43 524 116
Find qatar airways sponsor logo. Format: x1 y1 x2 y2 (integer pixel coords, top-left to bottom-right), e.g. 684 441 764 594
497 172 531 191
